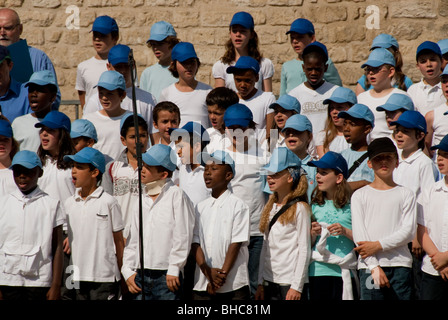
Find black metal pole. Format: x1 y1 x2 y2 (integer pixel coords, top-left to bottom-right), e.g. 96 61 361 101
128 49 145 300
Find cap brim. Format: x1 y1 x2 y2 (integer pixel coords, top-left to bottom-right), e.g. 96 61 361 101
376 105 402 112
35 120 62 130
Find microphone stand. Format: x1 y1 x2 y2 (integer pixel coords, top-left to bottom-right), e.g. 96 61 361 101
128 49 145 300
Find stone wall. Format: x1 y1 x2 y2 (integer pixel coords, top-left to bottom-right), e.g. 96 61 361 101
5 0 448 118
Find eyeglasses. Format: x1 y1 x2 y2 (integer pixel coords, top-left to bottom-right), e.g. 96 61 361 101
0 24 20 32
364 65 386 74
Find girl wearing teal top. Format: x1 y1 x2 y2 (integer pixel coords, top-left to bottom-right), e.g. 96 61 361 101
307 151 357 300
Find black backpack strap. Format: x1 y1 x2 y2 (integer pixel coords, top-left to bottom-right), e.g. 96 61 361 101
347 152 369 178
268 196 302 232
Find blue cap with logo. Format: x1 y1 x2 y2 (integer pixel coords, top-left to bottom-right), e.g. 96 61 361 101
91 15 119 35
11 150 42 169
230 11 254 30
198 150 235 175
323 87 357 106
261 147 301 175
226 56 260 75
416 41 442 59
431 134 448 152
0 120 13 138
96 70 126 91
390 110 427 133
25 70 58 89
70 119 98 142
224 103 253 128
108 44 131 66
438 39 448 55
35 110 71 132
361 48 396 68
142 144 177 172
338 103 375 127
171 42 198 63
286 18 315 35
376 93 414 112
303 41 328 61
170 121 210 144
63 147 106 173
269 95 301 113
282 114 313 133
370 34 399 50
308 151 348 179
147 21 177 42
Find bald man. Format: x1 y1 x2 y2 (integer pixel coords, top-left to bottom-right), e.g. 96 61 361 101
0 8 60 110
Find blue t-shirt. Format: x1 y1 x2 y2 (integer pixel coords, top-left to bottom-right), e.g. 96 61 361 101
340 148 374 183
308 200 354 277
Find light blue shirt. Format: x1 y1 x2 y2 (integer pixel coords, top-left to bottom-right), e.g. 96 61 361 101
139 63 177 102
340 148 374 183
0 78 31 123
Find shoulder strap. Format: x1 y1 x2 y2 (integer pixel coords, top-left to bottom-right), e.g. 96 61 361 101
347 152 369 178
268 196 302 232
108 161 114 184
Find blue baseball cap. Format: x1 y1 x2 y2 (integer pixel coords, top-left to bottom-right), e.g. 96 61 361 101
0 120 13 138
108 44 131 66
198 150 235 175
261 147 301 175
376 93 414 112
390 110 427 133
431 134 448 151
230 11 254 30
171 42 198 63
303 41 328 61
286 18 315 35
91 15 119 35
63 147 106 173
370 34 399 50
438 39 448 55
142 144 177 172
416 41 442 60
25 70 58 89
147 21 177 42
282 114 312 133
442 64 448 76
308 151 348 179
338 103 375 127
70 119 98 142
226 56 260 75
0 46 11 63
323 87 357 105
119 113 145 132
170 121 210 144
35 111 71 132
224 103 253 128
96 70 126 91
269 94 301 113
11 150 42 169
361 48 396 68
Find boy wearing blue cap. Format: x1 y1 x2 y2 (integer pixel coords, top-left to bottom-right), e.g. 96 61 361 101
70 119 98 153
82 70 132 162
12 70 58 153
407 41 446 117
140 21 180 101
352 137 417 300
280 18 342 97
84 44 157 135
191 150 251 300
122 144 195 300
63 147 124 300
76 15 119 108
0 150 64 300
226 56 276 143
288 42 339 147
418 134 448 300
159 42 212 128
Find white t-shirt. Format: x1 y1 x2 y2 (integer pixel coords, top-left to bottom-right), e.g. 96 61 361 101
83 110 133 161
193 190 250 293
0 168 17 197
75 56 108 103
357 88 409 141
139 63 178 102
351 185 417 270
407 79 446 116
288 81 338 135
65 186 124 282
178 164 211 207
38 156 75 205
205 127 230 154
83 87 157 134
159 82 212 128
212 57 275 93
11 113 42 153
315 130 350 154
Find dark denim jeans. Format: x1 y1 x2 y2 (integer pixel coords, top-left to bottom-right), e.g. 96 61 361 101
248 236 263 299
359 267 412 300
133 269 182 300
420 272 448 300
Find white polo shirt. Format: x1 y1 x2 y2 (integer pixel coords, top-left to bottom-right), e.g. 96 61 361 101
38 156 75 205
0 187 65 287
178 164 211 207
258 202 311 292
65 186 124 282
418 179 448 276
431 103 448 147
121 179 195 280
193 190 250 293
407 80 446 116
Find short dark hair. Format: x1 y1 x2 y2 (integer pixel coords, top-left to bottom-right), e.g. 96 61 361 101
168 58 201 78
120 116 148 138
303 50 328 65
206 87 239 109
153 101 181 124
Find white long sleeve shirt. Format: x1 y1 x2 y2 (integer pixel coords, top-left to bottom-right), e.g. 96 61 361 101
351 185 417 270
121 179 195 280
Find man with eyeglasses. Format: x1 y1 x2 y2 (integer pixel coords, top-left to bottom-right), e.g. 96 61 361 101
0 8 60 110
